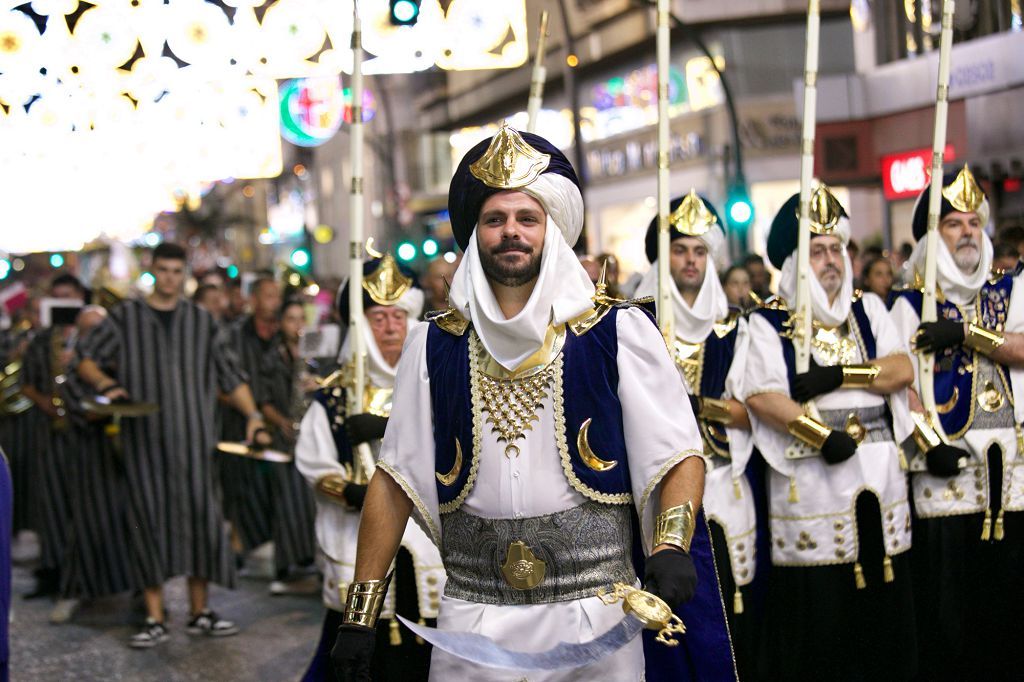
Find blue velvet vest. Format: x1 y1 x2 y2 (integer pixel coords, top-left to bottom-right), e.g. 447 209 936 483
312 386 354 466
693 317 741 456
425 305 644 509
890 273 1015 438
752 297 877 386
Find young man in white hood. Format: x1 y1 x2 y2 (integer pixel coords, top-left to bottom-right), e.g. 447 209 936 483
329 126 735 681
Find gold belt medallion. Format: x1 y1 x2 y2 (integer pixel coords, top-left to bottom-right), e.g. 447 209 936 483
501 541 546 590
978 380 1005 413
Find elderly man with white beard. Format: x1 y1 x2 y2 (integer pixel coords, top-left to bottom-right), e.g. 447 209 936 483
328 126 735 682
741 187 918 681
889 165 1024 681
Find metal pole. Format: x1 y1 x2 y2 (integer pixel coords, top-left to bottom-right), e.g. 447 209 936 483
526 11 550 133
656 0 674 343
794 0 820 377
348 0 372 482
919 0 956 439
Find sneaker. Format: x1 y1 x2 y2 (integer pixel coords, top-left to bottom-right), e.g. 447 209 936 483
129 618 169 649
186 610 239 637
48 598 81 624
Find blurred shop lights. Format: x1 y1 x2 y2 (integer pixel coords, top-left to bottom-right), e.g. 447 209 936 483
0 260 10 281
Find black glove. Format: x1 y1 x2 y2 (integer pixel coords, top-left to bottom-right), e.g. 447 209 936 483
925 443 967 478
914 319 965 354
346 413 388 445
820 429 858 465
341 483 368 510
644 546 698 608
687 394 702 418
790 360 844 403
331 623 376 682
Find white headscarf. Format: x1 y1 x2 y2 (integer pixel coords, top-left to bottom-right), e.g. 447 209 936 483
777 217 854 329
448 173 595 370
906 231 993 306
635 223 730 342
338 287 424 389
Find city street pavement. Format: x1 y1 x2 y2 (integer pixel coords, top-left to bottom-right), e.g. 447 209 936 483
7 534 326 681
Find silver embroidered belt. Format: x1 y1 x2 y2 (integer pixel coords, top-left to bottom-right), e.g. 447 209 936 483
818 404 891 445
440 500 636 606
969 355 1015 431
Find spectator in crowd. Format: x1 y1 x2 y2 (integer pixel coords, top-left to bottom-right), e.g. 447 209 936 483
992 240 1020 271
860 254 895 302
193 284 228 321
720 264 753 310
421 255 461 314
578 255 601 285
596 253 624 298
742 253 772 300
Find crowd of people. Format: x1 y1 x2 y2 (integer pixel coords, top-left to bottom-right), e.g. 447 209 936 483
1 126 1023 682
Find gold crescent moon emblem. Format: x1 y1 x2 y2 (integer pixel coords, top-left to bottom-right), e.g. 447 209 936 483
435 437 463 486
936 386 959 414
578 418 618 472
365 237 384 259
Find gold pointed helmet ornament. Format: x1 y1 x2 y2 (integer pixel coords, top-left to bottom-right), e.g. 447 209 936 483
942 164 986 214
469 122 551 189
796 181 844 235
669 189 718 237
363 253 412 307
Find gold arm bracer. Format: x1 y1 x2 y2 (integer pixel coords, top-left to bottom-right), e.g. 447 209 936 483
910 411 942 453
787 415 832 450
698 397 733 425
841 363 881 388
963 323 1005 356
653 501 696 553
342 575 392 629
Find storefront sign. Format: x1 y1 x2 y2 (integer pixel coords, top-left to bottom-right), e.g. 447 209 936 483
586 129 706 181
881 145 955 200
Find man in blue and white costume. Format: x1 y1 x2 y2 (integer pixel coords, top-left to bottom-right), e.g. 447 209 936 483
742 187 918 681
330 125 734 681
889 165 1024 681
635 191 762 680
296 256 444 682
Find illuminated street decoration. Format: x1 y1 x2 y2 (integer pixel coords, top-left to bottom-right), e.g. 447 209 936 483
279 77 353 147
0 0 528 253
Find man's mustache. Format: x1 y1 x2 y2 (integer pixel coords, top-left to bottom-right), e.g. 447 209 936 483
956 238 978 251
821 265 842 277
491 242 532 255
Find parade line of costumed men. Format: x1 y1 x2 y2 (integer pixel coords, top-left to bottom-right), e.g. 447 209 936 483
1 127 1022 682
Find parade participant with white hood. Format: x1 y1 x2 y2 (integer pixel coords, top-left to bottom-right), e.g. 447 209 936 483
635 191 761 680
889 165 1024 681
742 187 918 680
330 125 735 681
295 255 443 681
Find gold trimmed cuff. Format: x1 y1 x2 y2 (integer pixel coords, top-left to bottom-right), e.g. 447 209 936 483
841 364 880 388
787 415 831 450
653 501 696 553
342 576 392 630
910 412 941 453
964 323 1005 356
698 397 733 425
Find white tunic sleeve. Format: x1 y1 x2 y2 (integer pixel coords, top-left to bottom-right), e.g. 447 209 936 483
1004 272 1024 422
295 401 345 485
723 317 754 475
862 293 914 443
615 307 703 553
740 312 797 477
376 323 443 545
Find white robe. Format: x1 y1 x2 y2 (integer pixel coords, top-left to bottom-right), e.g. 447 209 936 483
378 307 703 682
741 293 914 566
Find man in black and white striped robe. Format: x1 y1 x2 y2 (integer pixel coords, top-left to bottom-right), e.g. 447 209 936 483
76 242 267 648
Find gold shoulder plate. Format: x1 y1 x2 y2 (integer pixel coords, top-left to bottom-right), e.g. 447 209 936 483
713 310 740 338
852 288 864 302
428 307 470 336
759 296 789 312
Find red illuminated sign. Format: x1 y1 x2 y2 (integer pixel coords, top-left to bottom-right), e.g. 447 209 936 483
881 145 955 200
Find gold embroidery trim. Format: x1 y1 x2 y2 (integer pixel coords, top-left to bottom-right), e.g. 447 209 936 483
437 340 485 514
376 461 442 546
638 448 703 545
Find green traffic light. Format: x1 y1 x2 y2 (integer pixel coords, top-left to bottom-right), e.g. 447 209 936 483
396 242 417 262
725 185 754 229
290 248 311 269
422 238 439 257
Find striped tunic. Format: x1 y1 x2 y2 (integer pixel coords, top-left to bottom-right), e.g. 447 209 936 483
77 298 243 587
256 340 316 572
218 316 274 552
0 327 42 535
20 326 73 574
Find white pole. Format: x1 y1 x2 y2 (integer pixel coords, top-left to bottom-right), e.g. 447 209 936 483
526 11 550 134
348 0 371 481
919 0 956 439
656 0 674 343
794 0 820 377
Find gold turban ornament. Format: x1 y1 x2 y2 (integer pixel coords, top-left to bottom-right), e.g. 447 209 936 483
469 123 551 189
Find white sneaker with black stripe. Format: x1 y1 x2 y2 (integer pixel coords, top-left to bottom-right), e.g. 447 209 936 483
185 610 239 637
129 618 169 649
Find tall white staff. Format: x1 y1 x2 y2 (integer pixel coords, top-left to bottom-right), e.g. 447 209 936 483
655 0 674 342
918 0 956 438
525 10 549 134
793 0 821 378
347 0 372 482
